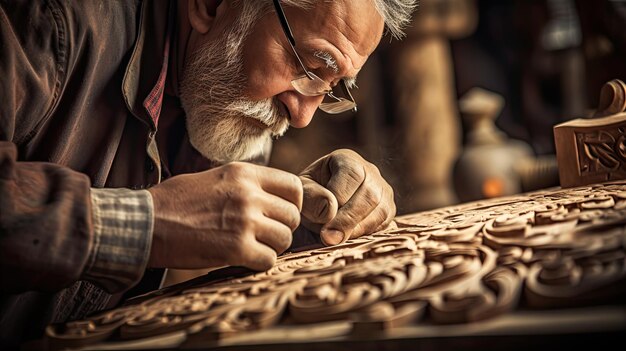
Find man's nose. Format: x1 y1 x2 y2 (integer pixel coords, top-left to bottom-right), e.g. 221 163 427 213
278 93 325 129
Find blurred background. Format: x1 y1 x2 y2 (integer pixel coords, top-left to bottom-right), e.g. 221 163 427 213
269 0 626 215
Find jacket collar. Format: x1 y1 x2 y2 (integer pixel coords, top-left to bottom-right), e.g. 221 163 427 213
121 0 174 131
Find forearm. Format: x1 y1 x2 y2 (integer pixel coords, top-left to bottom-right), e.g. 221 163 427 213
0 142 154 294
0 142 93 292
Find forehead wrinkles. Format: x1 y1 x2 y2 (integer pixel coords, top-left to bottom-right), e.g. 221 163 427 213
319 2 383 71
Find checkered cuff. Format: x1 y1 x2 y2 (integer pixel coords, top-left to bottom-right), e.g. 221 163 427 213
81 188 154 293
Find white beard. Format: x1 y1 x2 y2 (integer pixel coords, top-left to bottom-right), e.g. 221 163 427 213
179 18 289 163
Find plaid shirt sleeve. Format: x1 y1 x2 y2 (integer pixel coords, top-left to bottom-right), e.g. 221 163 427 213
81 188 154 293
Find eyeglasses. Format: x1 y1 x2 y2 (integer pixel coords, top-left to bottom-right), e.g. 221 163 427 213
273 0 357 114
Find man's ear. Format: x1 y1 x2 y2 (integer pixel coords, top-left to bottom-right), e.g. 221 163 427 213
188 0 225 34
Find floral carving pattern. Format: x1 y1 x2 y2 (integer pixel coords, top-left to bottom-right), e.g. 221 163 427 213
47 182 626 349
577 127 626 176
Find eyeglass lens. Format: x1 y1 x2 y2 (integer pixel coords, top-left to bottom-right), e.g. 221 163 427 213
319 99 356 114
291 75 357 113
291 73 331 96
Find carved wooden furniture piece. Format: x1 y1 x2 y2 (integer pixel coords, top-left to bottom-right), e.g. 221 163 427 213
554 79 626 187
45 180 626 349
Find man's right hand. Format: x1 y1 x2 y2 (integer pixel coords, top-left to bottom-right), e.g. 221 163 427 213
147 162 302 271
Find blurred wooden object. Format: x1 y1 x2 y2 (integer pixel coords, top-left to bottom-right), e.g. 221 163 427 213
554 79 626 187
390 0 477 212
454 88 559 201
577 0 626 109
593 79 626 118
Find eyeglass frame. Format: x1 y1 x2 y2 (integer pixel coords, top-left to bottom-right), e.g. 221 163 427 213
272 0 358 113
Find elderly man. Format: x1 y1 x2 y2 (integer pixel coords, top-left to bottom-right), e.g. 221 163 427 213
0 0 417 345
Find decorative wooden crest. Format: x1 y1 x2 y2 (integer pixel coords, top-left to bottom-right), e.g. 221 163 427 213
554 79 626 187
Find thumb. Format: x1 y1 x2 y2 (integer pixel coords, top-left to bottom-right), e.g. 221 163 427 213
300 177 339 224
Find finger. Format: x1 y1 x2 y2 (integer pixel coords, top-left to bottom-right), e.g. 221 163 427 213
348 202 393 240
301 177 339 224
354 188 396 238
239 237 278 271
253 215 294 255
322 187 395 245
320 175 384 245
376 219 398 232
254 166 303 211
258 192 301 232
325 156 366 206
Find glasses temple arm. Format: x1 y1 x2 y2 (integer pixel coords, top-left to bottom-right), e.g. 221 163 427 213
273 0 295 45
273 0 314 80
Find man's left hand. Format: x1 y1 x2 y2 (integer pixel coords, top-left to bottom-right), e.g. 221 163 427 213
299 149 396 245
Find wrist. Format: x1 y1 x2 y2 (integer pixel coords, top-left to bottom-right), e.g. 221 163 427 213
82 188 154 293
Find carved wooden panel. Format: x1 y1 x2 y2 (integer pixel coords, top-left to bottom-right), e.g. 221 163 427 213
554 79 626 187
555 114 626 187
46 181 626 349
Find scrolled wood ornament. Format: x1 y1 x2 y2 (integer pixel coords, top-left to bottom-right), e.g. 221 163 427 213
46 181 626 349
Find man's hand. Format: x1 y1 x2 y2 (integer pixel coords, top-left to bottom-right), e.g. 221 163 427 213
147 162 302 271
299 149 395 246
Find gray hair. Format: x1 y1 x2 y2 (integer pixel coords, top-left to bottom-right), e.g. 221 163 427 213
233 0 418 40
371 0 419 39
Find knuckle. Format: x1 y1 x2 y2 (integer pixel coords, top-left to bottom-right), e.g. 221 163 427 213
290 175 304 207
335 210 359 229
258 251 277 271
302 180 324 200
236 232 253 250
314 198 331 221
290 173 303 190
226 238 248 265
366 160 382 174
364 184 384 206
222 162 251 180
303 192 329 221
333 148 360 159
343 165 366 185
287 204 301 230
265 254 278 270
276 228 293 254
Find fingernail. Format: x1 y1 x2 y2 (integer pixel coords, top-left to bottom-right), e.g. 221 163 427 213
321 229 345 246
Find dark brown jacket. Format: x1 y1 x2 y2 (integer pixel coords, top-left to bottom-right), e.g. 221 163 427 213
0 0 217 345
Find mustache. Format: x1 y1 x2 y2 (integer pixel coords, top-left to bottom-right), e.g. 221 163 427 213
226 98 289 136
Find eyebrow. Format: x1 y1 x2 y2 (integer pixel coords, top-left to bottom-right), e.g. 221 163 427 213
313 50 339 72
312 50 358 88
